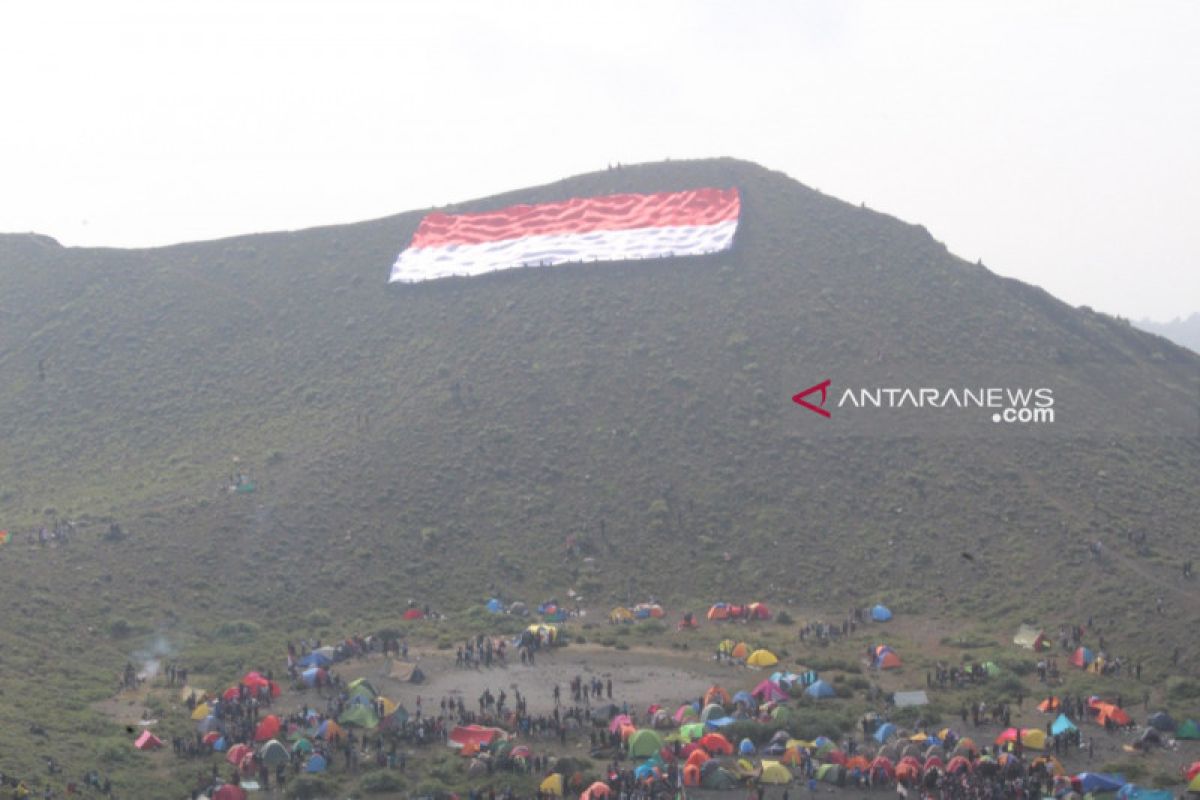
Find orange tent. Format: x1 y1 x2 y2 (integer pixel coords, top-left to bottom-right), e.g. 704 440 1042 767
731 642 749 660
877 651 902 669
707 605 730 621
685 749 710 769
781 748 803 766
846 756 869 771
1037 697 1060 713
683 765 700 786
704 686 731 707
1092 702 1132 727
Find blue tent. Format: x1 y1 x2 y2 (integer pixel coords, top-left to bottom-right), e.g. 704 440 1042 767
739 738 755 755
306 754 327 773
874 722 898 743
1076 773 1125 793
213 737 226 751
871 604 893 622
298 651 332 668
1117 784 1173 800
486 598 504 613
301 667 324 687
1051 714 1077 735
707 716 736 728
805 680 836 699
732 691 756 708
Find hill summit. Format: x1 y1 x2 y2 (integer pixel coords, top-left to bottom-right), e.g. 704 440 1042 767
0 155 1196 659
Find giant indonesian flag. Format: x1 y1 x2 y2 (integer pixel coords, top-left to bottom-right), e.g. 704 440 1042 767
390 187 740 283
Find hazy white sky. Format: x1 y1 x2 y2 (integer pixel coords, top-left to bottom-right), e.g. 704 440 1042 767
2 1 1197 320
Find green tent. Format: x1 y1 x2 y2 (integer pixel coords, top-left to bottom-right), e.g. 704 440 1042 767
628 729 664 758
701 767 738 790
292 737 313 754
679 723 705 742
339 704 379 729
981 662 1001 677
348 678 378 697
771 706 792 722
1178 719 1200 739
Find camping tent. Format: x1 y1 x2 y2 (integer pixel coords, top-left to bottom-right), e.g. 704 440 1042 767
339 705 379 728
874 723 898 743
539 774 563 796
805 680 835 699
387 660 425 683
449 725 505 749
1147 712 1176 732
1070 647 1095 668
258 739 290 766
486 598 504 613
752 679 787 703
1075 773 1126 793
747 649 779 668
1051 715 1077 735
875 650 902 670
305 754 327 773
134 731 162 750
1177 719 1200 740
871 604 892 621
297 651 332 668
1013 624 1050 651
747 602 771 620
707 603 730 621
628 729 663 758
893 691 929 707
760 761 792 784
609 607 634 623
1037 697 1061 713
704 686 731 707
212 786 247 800
254 715 281 741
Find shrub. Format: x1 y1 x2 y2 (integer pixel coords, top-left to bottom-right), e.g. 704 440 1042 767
213 620 261 642
360 771 407 793
1166 676 1200 703
287 776 336 799
305 609 333 628
776 611 794 625
108 618 133 638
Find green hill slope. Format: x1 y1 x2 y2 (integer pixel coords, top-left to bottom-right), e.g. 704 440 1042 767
0 158 1197 793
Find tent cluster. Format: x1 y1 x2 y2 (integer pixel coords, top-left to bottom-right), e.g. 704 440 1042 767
715 640 778 667
1013 624 1051 652
608 604 665 623
486 598 531 616
706 602 771 621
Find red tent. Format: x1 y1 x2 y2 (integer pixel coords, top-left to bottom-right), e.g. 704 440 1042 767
255 714 281 742
226 743 252 765
403 608 425 620
877 651 902 669
212 786 247 800
747 602 771 620
134 730 162 750
449 725 505 749
698 733 733 755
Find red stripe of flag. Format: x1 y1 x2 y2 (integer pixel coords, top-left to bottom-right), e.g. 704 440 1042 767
411 188 740 248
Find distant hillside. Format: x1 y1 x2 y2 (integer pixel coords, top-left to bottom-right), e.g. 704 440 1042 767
0 158 1197 793
1137 312 1200 354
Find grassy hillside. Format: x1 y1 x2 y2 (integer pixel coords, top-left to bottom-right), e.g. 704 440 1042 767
0 158 1197 795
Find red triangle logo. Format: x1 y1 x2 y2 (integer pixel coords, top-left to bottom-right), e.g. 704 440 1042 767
793 379 832 418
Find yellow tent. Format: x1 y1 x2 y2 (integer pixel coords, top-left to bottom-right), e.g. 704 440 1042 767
747 649 779 668
760 761 792 784
379 696 398 716
731 642 749 660
610 607 634 623
190 703 210 720
910 732 928 742
179 686 205 702
540 774 563 796
735 758 756 776
1188 773 1200 793
1020 729 1047 750
1031 756 1065 776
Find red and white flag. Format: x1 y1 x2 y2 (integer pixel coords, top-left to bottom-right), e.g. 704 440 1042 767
390 187 740 283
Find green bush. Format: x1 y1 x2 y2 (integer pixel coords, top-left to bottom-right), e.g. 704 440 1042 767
776 611 794 625
1166 676 1200 703
305 609 333 628
287 776 336 799
360 770 407 793
213 620 261 642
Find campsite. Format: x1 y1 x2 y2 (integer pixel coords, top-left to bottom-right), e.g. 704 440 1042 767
2 7 1199 797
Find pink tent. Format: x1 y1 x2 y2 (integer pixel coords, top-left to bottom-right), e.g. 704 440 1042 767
751 679 788 703
134 730 162 750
